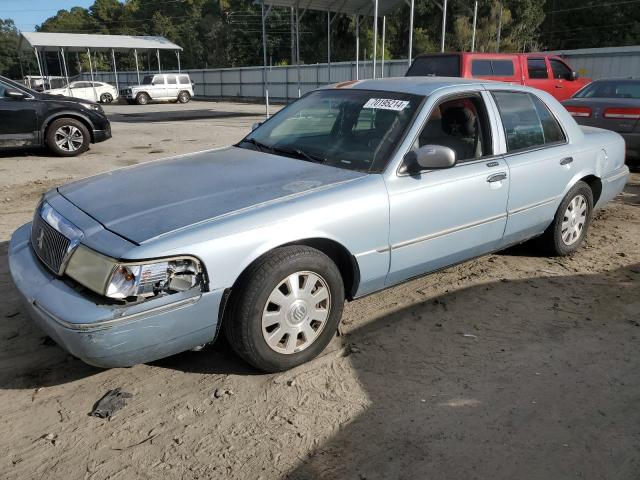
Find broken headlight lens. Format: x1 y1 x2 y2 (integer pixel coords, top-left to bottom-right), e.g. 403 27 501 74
105 259 202 300
65 245 204 300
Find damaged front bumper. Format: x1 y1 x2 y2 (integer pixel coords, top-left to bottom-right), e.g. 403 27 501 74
8 222 223 368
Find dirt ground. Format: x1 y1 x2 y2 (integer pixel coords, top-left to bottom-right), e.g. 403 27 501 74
1 101 639 480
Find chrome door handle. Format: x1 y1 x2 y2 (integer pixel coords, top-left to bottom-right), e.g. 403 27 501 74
487 172 507 183
560 156 573 165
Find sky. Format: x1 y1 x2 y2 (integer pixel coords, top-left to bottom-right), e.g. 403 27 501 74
2 0 94 32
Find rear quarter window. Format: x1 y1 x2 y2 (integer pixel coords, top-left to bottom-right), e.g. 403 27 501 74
178 75 190 84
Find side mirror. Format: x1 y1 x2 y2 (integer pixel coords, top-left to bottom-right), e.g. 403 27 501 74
251 122 262 131
401 145 456 174
570 71 579 81
4 89 27 100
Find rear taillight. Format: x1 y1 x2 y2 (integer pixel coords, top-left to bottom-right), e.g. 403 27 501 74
565 106 592 117
602 108 640 119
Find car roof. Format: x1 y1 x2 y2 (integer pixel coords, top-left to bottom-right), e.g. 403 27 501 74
321 76 501 96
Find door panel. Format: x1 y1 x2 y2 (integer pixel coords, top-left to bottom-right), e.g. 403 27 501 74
501 144 576 245
386 159 509 286
0 94 39 148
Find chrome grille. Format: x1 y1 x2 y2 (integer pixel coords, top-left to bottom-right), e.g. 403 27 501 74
31 213 71 275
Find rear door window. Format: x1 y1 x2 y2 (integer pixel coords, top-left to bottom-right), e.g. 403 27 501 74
493 91 546 152
527 58 548 79
406 55 461 77
166 75 177 84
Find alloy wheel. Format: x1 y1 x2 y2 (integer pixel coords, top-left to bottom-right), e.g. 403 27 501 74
54 125 84 152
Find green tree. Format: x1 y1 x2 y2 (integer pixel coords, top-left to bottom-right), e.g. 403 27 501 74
0 19 23 78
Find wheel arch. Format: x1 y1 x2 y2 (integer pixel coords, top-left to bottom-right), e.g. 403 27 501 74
42 112 95 143
228 237 361 302
579 174 602 205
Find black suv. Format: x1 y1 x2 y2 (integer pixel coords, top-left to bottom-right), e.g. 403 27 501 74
0 75 111 157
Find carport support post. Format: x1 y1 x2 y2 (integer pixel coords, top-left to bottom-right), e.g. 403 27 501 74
372 0 378 79
87 48 98 102
261 1 271 118
355 14 359 80
471 0 478 52
60 48 69 86
296 7 301 97
33 47 44 84
134 49 141 85
381 16 386 78
156 49 161 73
327 12 331 84
176 51 181 73
111 49 119 92
408 0 414 66
440 0 447 52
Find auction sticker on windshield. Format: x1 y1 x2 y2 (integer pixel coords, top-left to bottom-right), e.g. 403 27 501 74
363 98 410 111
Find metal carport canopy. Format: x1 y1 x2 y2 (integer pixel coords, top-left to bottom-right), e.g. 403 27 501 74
19 32 183 100
18 32 182 52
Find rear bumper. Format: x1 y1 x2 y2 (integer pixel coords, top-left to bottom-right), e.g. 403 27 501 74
597 165 630 208
8 223 223 368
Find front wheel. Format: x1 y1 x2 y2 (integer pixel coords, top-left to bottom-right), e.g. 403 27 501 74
45 118 90 157
224 246 345 372
135 92 150 105
541 181 594 256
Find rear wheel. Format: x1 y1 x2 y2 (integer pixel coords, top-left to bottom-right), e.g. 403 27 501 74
135 92 150 105
177 91 191 103
224 246 344 372
540 181 593 256
45 118 90 157
100 93 113 103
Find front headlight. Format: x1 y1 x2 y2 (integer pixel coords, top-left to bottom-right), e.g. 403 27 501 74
65 245 205 300
81 102 103 113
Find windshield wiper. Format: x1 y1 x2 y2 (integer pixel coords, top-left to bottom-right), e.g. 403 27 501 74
271 145 327 164
239 137 272 153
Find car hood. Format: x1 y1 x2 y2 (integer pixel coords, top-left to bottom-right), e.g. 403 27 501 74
57 146 366 244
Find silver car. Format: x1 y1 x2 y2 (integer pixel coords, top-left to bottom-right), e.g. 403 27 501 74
9 78 629 372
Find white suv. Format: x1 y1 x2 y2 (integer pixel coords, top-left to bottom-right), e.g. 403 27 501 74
121 73 194 105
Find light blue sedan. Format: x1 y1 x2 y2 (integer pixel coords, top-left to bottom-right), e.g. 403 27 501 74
9 77 629 372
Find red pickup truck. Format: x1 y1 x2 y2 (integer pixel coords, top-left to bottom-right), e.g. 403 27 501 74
406 52 591 101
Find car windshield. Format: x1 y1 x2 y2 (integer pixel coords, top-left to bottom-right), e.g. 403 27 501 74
574 80 640 99
142 75 154 85
238 89 422 173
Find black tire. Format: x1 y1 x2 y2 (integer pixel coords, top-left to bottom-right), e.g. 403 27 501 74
100 93 113 103
224 245 345 373
177 91 191 103
135 92 150 105
45 118 90 157
540 181 594 256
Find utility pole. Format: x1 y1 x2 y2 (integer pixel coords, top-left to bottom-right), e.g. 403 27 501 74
471 0 478 52
496 1 503 52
